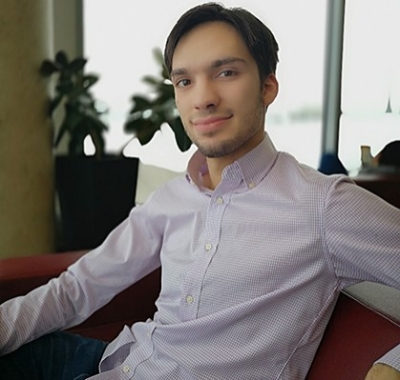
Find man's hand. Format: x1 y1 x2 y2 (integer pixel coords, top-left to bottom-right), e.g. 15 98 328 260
365 364 400 380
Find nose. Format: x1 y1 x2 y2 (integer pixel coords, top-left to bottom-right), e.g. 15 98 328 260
193 79 219 110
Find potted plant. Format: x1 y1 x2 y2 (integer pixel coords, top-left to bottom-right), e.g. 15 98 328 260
124 48 192 153
41 51 139 251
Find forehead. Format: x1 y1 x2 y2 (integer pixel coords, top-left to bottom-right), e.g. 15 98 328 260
171 21 254 71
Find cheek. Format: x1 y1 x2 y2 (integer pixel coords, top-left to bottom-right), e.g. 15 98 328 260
175 97 190 118
175 95 184 111
232 81 260 102
175 100 190 127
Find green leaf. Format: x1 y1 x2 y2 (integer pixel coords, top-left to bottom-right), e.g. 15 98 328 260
89 122 106 158
83 75 99 89
42 51 108 155
54 118 69 147
124 46 186 150
68 129 86 156
124 116 158 138
40 60 60 76
129 96 152 112
136 121 161 145
54 105 84 149
124 116 146 133
69 87 86 101
86 111 108 132
55 51 69 67
168 118 192 152
152 47 170 79
142 75 160 86
69 58 87 73
64 104 85 134
153 47 164 65
49 94 63 115
56 80 74 95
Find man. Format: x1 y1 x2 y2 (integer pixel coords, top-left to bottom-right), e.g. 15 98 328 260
1 3 400 379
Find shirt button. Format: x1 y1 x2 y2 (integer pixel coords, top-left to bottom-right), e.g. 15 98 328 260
186 295 194 304
248 182 256 189
205 243 212 251
123 365 130 373
216 196 224 205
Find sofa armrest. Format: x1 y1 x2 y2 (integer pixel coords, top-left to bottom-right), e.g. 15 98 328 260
0 251 161 342
0 251 87 302
306 292 400 380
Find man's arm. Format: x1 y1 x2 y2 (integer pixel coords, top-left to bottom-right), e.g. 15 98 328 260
324 177 400 376
0 201 162 355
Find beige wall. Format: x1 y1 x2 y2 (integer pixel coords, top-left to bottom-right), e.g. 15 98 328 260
0 0 84 258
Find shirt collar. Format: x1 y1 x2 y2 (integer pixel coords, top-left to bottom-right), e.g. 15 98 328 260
186 133 278 190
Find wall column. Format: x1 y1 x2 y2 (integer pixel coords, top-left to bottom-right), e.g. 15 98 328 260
0 0 54 258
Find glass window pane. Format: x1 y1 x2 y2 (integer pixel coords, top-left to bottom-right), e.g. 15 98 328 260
339 0 400 174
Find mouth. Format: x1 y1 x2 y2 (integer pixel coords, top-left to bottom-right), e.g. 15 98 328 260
191 115 233 133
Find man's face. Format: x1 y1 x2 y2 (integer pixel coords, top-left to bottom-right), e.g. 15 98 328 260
171 21 278 160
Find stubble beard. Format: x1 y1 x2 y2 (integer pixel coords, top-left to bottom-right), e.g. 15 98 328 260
185 99 266 159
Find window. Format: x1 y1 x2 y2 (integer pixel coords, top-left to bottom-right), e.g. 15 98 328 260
84 0 327 171
339 0 400 174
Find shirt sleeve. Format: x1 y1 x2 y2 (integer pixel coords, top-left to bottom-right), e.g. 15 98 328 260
0 200 163 355
324 177 400 290
375 347 400 374
324 176 400 372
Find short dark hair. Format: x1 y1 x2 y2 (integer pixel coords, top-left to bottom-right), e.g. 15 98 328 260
164 3 279 81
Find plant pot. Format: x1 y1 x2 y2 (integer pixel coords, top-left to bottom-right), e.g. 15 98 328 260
55 155 139 251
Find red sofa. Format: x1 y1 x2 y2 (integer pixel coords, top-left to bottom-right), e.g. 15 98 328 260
1 250 399 379
354 173 400 208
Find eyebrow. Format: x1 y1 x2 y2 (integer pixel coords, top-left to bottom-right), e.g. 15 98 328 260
211 57 246 69
170 56 246 79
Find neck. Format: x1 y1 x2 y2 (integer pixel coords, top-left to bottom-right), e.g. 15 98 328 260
203 158 228 190
203 132 265 190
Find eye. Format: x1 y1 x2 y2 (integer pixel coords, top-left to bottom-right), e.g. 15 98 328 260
175 78 191 88
219 70 236 78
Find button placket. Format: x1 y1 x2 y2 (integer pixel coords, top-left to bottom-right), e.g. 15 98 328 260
179 185 236 320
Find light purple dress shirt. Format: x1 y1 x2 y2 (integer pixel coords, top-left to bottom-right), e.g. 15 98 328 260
1 134 400 379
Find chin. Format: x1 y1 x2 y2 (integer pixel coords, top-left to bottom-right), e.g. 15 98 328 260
198 140 240 158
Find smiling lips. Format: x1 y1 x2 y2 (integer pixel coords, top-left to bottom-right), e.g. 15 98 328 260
191 115 232 133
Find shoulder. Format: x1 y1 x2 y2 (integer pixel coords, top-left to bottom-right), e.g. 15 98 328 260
270 151 354 201
139 173 203 214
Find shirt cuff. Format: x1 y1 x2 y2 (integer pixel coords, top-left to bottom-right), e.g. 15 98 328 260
375 344 400 372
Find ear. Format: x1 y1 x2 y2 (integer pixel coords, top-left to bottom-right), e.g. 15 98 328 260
261 74 279 107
